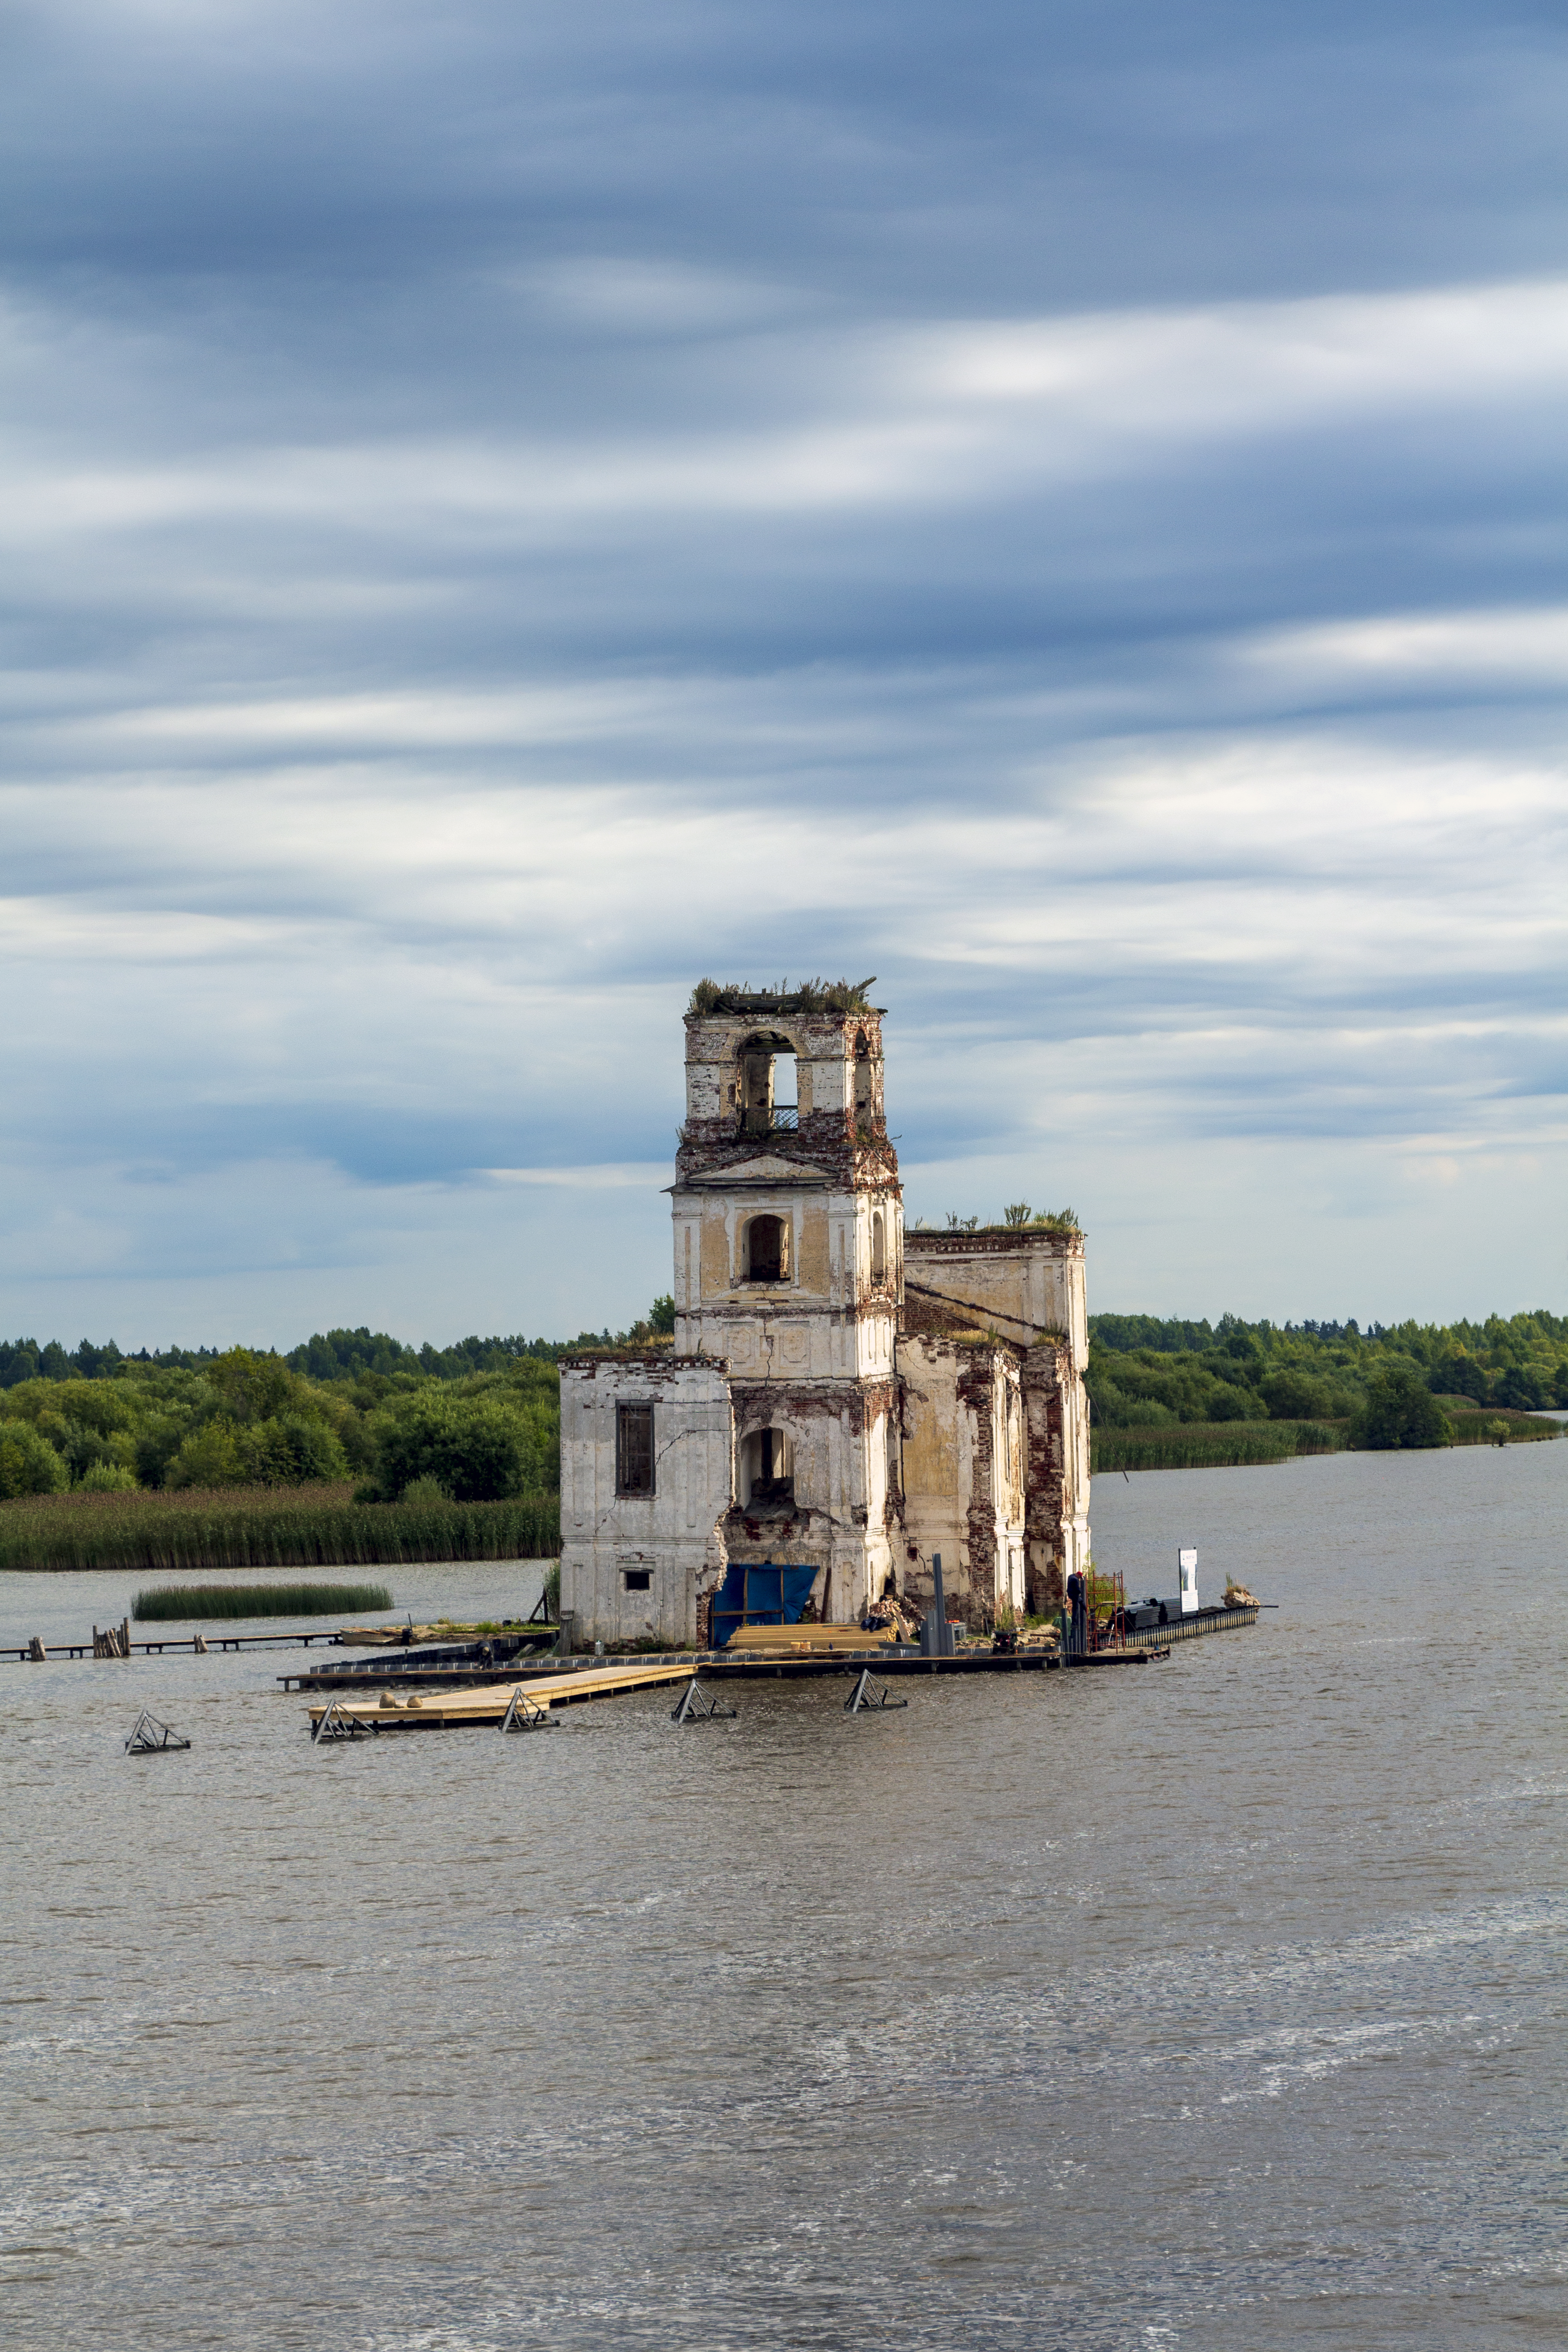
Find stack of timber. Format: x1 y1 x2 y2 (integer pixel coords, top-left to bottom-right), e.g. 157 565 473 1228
723 1622 900 1660
303 1656 694 1733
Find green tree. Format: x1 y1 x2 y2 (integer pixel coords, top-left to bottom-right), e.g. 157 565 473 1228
363 1392 534 1502
0 1422 69 1498
649 1294 676 1334
164 1417 246 1489
1352 1365 1451 1450
207 1347 299 1424
1494 1363 1548 1412
241 1414 350 1485
1429 1349 1490 1403
1259 1367 1341 1420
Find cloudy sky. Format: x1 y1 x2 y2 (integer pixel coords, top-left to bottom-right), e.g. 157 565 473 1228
4 0 1567 1348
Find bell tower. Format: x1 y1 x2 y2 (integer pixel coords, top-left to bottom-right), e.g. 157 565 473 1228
671 982 903 1629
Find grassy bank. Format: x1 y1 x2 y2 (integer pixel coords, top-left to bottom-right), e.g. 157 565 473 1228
134 1579 392 1621
1093 1421 1346 1473
1093 1409 1559 1473
0 1481 561 1573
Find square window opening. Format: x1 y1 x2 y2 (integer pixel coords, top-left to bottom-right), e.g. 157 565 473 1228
623 1569 652 1592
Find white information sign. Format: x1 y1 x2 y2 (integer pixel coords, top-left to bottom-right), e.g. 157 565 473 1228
1178 1548 1199 1614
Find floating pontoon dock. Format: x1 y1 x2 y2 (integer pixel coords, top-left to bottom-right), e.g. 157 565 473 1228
303 1656 697 1731
284 1602 1259 1694
1112 1601 1260 1650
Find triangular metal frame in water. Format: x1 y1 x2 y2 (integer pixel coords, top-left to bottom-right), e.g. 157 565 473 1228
671 1677 738 1723
125 1710 191 1754
311 1696 371 1744
844 1667 908 1714
499 1685 556 1734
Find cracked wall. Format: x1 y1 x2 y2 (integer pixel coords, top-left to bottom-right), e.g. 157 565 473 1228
559 1354 734 1646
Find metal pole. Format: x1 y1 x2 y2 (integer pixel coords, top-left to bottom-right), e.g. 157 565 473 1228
932 1553 953 1656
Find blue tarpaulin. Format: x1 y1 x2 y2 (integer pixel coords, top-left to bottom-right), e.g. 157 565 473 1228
710 1561 817 1647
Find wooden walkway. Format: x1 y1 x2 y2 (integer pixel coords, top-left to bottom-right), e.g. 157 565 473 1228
303 1656 696 1732
8 1627 361 1662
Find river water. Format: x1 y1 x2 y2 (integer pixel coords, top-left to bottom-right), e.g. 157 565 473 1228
1 1442 1563 2349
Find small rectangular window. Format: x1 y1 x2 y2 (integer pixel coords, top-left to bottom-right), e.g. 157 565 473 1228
616 1401 655 1496
624 1569 652 1592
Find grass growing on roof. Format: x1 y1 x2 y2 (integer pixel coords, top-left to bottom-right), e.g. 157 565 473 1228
134 1579 392 1622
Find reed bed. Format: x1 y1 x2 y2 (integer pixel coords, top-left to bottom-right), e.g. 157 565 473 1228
0 1481 561 1573
1094 1409 1558 1473
1093 1421 1347 1474
1444 1409 1560 1445
133 1579 392 1622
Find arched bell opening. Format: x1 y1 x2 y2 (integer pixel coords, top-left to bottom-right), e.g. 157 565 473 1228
736 1031 799 1137
853 1029 874 1123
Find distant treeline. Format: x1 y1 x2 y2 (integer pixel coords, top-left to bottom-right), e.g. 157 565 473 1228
0 1315 674 1393
0 1343 563 1508
1087 1308 1568 1422
3 1296 1562 1509
0 1303 679 1510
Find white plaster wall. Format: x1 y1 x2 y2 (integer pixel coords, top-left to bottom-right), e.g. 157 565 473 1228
560 1357 734 1645
904 1233 1087 1368
672 1183 898 1381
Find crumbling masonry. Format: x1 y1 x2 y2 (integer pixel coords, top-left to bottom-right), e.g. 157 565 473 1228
559 987 1090 1646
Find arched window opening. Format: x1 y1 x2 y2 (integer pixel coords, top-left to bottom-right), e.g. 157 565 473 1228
745 1213 789 1283
736 1032 798 1137
870 1210 886 1284
745 1425 794 1508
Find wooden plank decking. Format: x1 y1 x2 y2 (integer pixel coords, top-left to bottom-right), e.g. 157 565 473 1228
304 1656 696 1731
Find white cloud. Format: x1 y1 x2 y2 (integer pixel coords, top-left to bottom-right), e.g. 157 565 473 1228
919 279 1568 434
1246 606 1568 688
6 171 1568 1338
8 277 1568 550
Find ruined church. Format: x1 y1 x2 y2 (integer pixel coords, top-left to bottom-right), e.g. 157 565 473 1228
559 985 1090 1646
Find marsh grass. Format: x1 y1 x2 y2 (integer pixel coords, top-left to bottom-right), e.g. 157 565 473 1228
1444 1409 1558 1446
1092 1421 1348 1474
0 1481 561 1572
134 1579 392 1622
1094 1408 1558 1473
